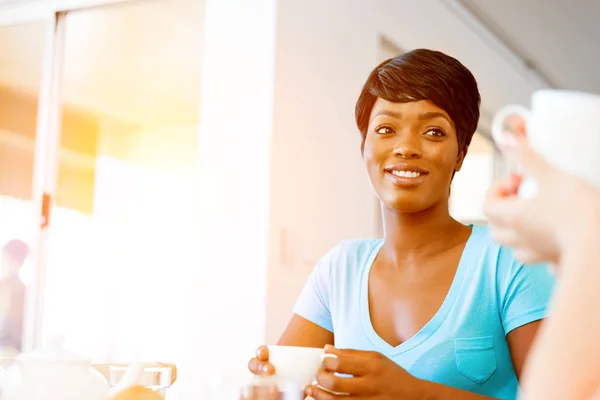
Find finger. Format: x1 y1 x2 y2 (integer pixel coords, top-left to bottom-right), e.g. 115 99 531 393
324 344 372 358
322 346 376 376
487 174 522 200
488 227 551 264
487 179 513 199
505 114 527 137
256 345 269 361
306 385 340 400
506 140 556 183
247 357 275 375
316 369 367 394
506 173 523 195
483 195 527 228
487 224 521 248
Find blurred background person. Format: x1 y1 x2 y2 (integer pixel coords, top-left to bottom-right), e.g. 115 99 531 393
0 239 29 355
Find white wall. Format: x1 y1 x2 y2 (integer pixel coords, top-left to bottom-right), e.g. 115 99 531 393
190 0 277 397
450 134 495 223
265 0 546 342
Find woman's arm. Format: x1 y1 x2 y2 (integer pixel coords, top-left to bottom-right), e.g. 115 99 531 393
278 314 334 347
249 244 335 376
520 237 600 400
506 320 543 379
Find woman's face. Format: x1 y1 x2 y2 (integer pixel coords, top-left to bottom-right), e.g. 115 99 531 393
363 98 466 213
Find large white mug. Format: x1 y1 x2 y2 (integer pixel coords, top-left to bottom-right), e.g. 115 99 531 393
491 89 600 198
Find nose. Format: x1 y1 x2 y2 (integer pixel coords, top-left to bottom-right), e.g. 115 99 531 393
393 132 422 159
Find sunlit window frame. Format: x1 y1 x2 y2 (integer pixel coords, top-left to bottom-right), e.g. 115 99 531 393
0 0 145 352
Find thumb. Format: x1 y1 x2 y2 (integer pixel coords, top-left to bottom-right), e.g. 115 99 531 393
324 344 341 355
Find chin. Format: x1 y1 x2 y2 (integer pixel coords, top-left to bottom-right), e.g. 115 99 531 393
382 193 434 214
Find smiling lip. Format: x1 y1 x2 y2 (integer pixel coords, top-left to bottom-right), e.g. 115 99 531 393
384 163 429 187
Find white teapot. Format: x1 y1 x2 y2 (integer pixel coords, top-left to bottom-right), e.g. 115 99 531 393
0 335 110 400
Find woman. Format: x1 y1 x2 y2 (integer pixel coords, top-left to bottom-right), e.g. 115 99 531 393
249 49 555 399
485 136 600 399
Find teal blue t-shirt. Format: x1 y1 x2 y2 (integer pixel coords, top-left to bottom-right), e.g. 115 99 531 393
293 225 555 400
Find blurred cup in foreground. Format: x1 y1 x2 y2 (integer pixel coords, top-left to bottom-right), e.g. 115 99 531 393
491 89 600 198
109 365 172 398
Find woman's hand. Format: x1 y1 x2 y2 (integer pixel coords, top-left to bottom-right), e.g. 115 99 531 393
247 345 276 376
306 346 424 399
484 138 600 265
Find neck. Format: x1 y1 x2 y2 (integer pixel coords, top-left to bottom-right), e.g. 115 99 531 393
379 200 469 266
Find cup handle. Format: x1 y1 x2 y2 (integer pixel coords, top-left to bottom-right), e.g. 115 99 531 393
491 104 540 198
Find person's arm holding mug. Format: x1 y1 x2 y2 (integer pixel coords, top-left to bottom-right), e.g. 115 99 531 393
485 137 600 399
248 253 335 377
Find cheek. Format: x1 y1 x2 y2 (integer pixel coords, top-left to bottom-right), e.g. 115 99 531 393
427 145 460 174
362 141 387 191
362 138 378 170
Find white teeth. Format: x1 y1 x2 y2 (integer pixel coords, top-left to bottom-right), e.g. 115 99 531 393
391 170 422 178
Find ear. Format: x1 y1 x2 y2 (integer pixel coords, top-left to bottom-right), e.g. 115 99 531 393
454 146 468 172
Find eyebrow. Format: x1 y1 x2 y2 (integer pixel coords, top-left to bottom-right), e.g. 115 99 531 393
371 110 451 123
372 110 402 120
418 112 450 122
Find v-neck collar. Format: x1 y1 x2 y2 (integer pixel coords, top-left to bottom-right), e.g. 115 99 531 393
359 225 481 356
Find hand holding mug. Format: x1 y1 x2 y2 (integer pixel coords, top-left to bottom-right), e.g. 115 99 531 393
487 89 600 265
485 137 600 265
248 345 339 394
307 346 424 399
491 90 600 198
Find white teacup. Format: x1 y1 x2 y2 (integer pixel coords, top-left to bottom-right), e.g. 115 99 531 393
491 89 600 198
266 345 337 391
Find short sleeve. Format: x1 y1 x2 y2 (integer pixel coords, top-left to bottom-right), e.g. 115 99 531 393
293 251 334 332
498 252 556 335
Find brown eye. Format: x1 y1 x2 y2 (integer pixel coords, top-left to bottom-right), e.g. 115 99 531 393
375 126 394 135
425 128 446 137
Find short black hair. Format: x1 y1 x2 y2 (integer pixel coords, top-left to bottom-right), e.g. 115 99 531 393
355 49 481 154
